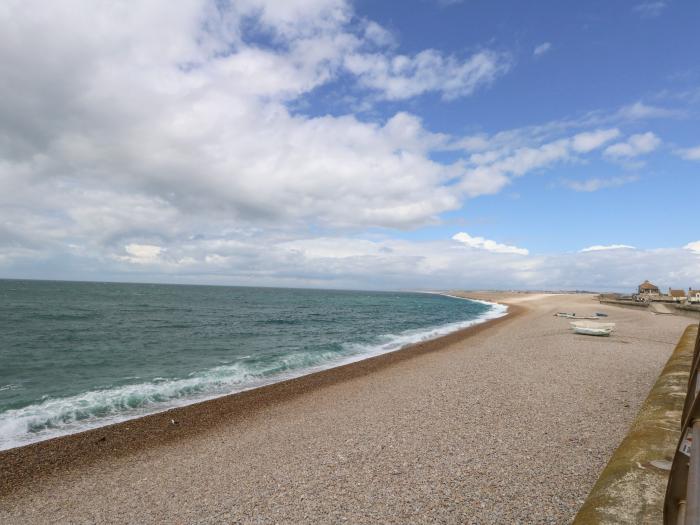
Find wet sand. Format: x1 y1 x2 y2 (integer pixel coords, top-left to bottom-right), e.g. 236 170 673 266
0 293 694 523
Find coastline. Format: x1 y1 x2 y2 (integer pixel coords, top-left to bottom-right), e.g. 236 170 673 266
0 298 521 496
0 294 508 452
4 292 692 523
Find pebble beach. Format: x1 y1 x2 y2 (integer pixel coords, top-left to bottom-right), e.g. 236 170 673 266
0 292 694 524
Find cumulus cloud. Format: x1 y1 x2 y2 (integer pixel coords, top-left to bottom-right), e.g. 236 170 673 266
452 232 529 256
0 1 641 251
604 132 661 158
0 0 689 291
580 244 636 253
533 42 552 57
363 21 396 47
685 241 700 254
0 0 494 235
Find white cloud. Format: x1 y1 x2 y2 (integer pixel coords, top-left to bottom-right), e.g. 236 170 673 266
678 145 700 161
459 128 619 197
633 1 667 18
580 244 636 253
565 175 638 192
452 232 529 256
604 132 661 158
1 0 496 233
0 0 639 254
344 49 512 101
685 241 700 254
4 231 699 292
617 101 681 120
533 42 552 57
363 21 395 47
571 128 620 152
0 0 690 291
118 244 164 264
279 237 384 259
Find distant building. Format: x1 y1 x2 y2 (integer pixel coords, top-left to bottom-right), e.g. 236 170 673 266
689 288 700 304
638 280 660 295
669 288 687 302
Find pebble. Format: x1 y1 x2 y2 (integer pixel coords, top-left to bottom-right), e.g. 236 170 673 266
0 293 692 524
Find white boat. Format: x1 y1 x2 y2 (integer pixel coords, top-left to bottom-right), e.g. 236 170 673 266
570 321 616 336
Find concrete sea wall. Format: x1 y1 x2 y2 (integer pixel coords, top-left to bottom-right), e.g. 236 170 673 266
573 324 698 524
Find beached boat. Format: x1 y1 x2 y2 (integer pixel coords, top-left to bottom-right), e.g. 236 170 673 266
555 313 600 319
570 320 615 336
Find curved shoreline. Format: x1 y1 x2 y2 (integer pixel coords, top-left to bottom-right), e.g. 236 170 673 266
0 300 523 496
0 295 506 452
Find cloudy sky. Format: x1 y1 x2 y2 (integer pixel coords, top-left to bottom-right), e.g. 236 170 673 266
1 0 699 291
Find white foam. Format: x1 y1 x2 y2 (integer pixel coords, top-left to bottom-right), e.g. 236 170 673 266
0 298 507 451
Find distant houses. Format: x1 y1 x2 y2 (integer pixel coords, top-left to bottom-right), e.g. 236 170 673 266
634 280 699 304
601 282 700 312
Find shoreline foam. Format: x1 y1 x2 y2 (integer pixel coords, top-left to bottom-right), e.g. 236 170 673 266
0 300 516 497
0 297 506 451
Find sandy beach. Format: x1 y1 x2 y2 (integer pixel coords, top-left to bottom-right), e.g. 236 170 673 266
0 293 694 524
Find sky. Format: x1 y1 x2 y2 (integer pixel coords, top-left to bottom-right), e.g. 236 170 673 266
0 0 699 291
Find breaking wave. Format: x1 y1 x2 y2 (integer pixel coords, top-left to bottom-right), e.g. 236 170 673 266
0 299 506 450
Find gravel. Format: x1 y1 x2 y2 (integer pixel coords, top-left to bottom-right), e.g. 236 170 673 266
0 293 693 524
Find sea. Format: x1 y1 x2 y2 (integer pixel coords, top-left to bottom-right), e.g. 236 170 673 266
0 280 506 450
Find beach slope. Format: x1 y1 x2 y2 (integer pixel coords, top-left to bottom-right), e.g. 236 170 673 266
0 293 693 523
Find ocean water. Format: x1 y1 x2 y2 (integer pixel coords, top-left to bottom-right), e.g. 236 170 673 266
0 280 506 450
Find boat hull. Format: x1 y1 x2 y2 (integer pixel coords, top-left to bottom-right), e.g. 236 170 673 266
570 321 615 336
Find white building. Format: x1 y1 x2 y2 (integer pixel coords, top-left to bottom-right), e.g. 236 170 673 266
688 289 700 304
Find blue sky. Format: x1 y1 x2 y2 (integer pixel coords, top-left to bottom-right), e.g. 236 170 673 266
0 0 698 290
358 0 700 251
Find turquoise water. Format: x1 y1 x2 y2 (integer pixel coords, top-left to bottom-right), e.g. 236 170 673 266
0 280 505 450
